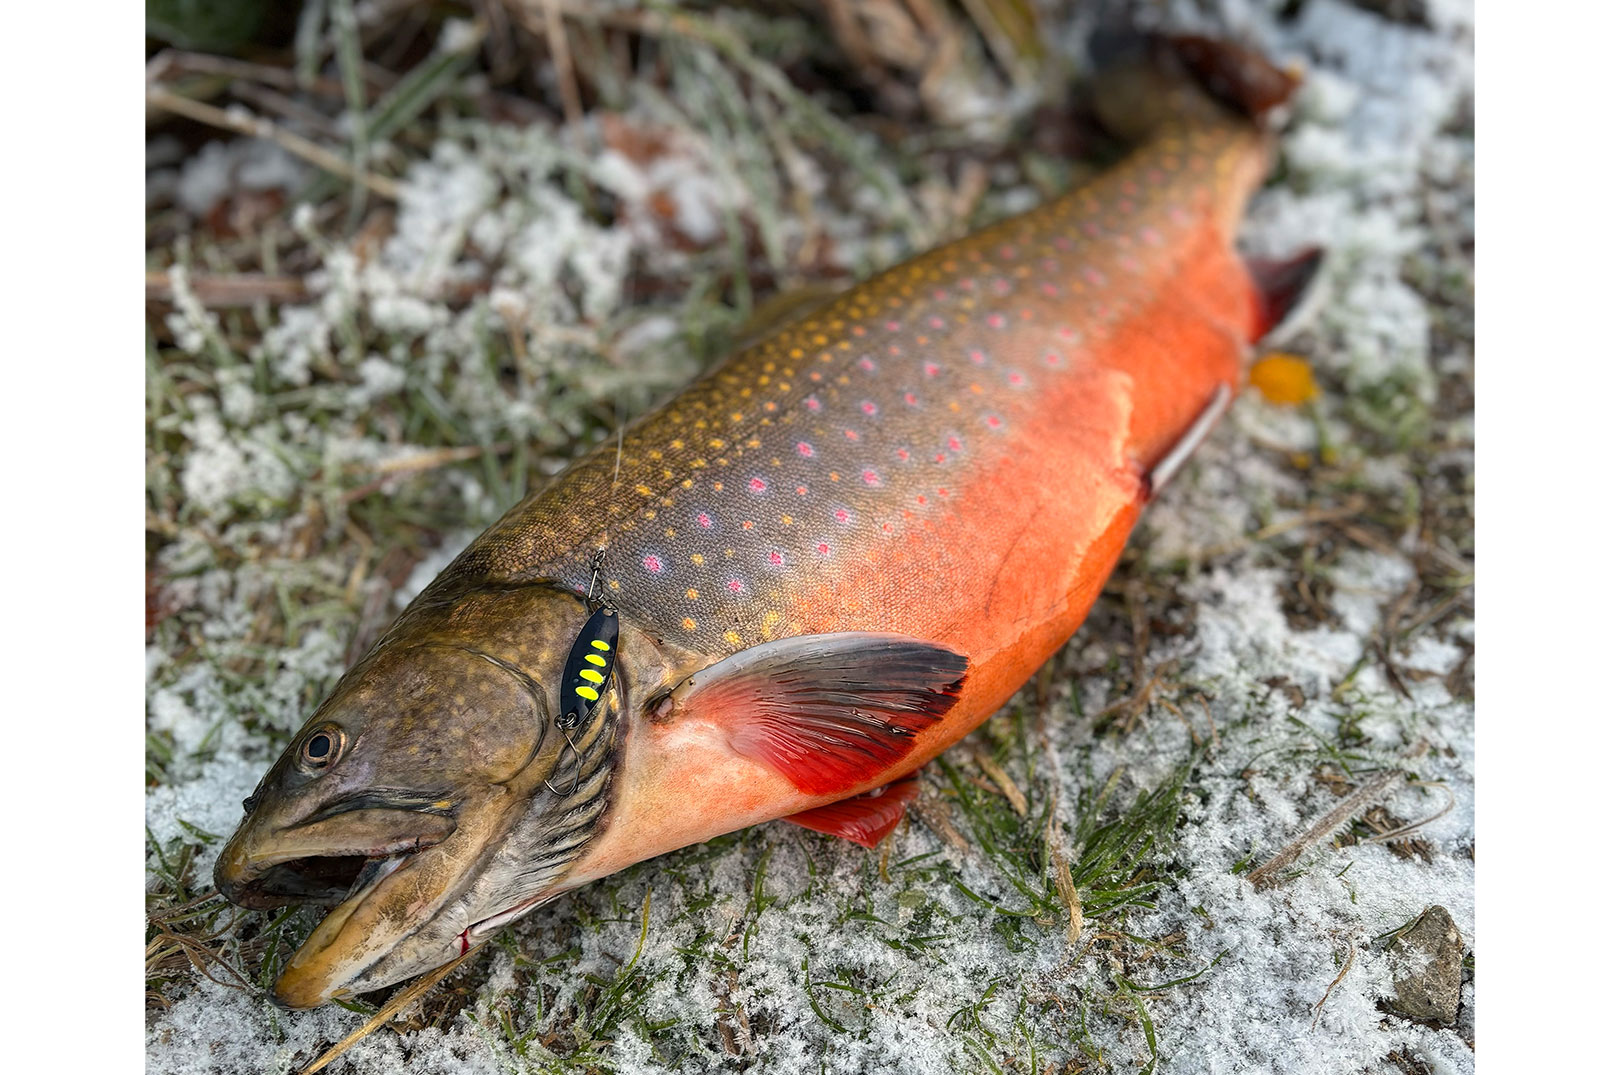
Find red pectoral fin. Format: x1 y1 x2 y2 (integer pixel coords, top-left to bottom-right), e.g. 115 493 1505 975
665 633 968 795
782 776 919 848
1246 248 1324 342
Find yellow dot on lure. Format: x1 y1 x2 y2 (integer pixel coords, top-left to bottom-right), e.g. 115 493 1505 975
584 653 607 667
590 639 611 652
1249 353 1319 406
574 685 599 701
580 668 606 685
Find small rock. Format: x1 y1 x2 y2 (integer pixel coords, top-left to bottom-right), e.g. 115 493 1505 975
1388 905 1465 1023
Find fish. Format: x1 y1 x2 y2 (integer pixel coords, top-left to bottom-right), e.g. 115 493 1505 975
215 34 1321 1009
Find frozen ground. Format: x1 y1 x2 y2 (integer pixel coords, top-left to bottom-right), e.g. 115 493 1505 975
145 1 1474 1072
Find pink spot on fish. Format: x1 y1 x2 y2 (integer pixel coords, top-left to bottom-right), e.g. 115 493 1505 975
992 277 1012 296
916 495 927 505
797 442 814 458
767 550 784 566
969 349 986 365
1040 282 1058 298
643 555 664 573
928 316 945 330
834 508 851 524
987 314 1006 329
796 485 808 496
697 512 713 529
896 448 910 461
986 415 1003 429
924 362 940 378
934 453 947 463
1041 257 1060 273
933 288 948 301
1058 326 1078 343
862 470 880 486
845 429 860 441
1045 351 1061 367
885 320 901 332
749 477 767 493
1055 236 1074 251
958 278 975 291
861 400 878 416
1083 267 1105 286
859 356 876 372
1140 226 1162 245
815 541 831 555
1082 220 1102 239
999 244 1017 260
806 396 822 412
727 578 744 594
947 436 962 452
904 392 918 406
1008 372 1025 386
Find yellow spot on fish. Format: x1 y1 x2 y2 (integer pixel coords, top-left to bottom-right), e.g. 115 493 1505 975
635 484 651 497
580 668 605 685
1249 353 1320 405
608 580 621 591
686 587 700 600
724 629 742 646
691 553 704 565
585 653 607 667
781 515 792 525
433 800 452 810
591 639 612 652
683 617 697 631
575 685 600 701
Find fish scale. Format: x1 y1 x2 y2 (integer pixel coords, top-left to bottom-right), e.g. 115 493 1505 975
434 122 1255 662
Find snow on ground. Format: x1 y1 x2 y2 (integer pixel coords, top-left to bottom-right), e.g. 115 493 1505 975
146 2 1473 1072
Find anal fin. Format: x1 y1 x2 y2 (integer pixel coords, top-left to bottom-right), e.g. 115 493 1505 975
1146 383 1231 498
665 633 968 796
782 776 919 848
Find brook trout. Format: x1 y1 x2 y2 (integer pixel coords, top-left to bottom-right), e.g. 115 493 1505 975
216 36 1318 1008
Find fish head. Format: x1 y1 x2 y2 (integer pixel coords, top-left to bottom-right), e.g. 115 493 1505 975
214 584 668 1007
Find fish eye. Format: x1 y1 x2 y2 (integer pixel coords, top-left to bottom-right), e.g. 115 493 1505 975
298 724 346 772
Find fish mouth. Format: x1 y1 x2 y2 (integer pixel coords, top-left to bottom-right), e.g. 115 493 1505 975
215 799 459 911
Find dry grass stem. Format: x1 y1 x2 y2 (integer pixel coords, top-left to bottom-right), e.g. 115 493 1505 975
301 943 486 1075
147 86 401 200
972 748 1028 816
1247 769 1406 889
147 271 312 307
1310 935 1356 1031
1192 496 1368 563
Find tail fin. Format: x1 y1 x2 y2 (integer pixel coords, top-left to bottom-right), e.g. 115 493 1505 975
1087 31 1301 142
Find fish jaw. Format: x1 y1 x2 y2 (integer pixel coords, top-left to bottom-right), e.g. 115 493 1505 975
267 784 518 1007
